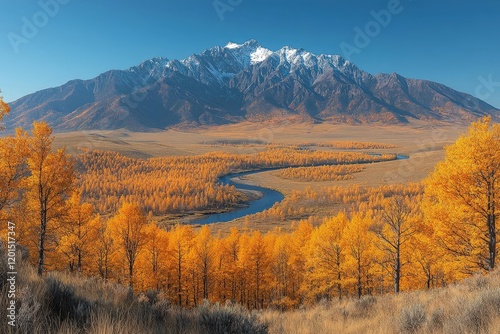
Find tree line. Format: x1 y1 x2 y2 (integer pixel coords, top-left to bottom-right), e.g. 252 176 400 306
274 164 366 182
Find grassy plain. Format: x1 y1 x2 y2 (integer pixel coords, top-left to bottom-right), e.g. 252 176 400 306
54 121 466 232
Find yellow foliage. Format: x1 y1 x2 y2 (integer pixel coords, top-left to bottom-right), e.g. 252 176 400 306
26 122 76 275
78 148 397 214
275 164 365 182
424 117 500 272
55 191 99 274
1 118 498 311
0 128 29 215
0 94 10 121
296 141 400 149
304 213 348 300
107 202 149 288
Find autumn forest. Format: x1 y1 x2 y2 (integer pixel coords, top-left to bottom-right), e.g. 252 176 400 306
0 98 499 314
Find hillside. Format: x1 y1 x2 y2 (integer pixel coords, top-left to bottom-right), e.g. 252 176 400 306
2 244 499 334
262 271 500 334
7 40 499 131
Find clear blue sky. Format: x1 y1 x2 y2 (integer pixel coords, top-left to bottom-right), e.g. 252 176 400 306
1 0 499 107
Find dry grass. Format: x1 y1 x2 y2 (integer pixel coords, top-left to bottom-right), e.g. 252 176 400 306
0 244 267 334
2 244 500 333
259 271 500 334
53 122 465 161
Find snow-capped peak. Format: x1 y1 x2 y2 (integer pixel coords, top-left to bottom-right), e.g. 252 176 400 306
129 41 358 87
222 40 272 66
250 47 273 64
273 46 317 68
225 42 241 49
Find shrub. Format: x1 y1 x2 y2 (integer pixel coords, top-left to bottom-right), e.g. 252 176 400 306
354 295 377 314
16 286 44 333
397 303 426 334
44 276 93 325
427 308 444 332
460 290 500 334
197 301 268 334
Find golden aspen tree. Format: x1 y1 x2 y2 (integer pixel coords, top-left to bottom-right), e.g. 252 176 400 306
305 213 348 301
212 236 233 302
237 232 251 307
139 224 169 290
371 195 419 293
26 122 75 276
56 191 98 274
185 248 200 306
408 229 446 290
239 231 272 309
270 233 293 308
420 199 471 282
168 224 194 306
93 216 115 281
424 117 500 271
288 220 312 303
341 212 377 298
0 129 28 214
220 227 241 302
192 225 215 300
108 202 149 288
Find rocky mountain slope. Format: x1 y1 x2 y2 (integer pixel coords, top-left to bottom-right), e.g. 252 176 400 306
7 40 499 131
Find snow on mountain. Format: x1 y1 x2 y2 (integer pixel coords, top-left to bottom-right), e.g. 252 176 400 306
128 41 354 86
165 40 273 85
225 42 241 49
250 47 273 64
7 39 500 131
223 39 272 66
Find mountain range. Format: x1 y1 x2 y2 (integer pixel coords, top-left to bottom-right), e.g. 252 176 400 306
7 40 499 131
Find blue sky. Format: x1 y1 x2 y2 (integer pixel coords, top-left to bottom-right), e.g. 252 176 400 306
1 0 499 107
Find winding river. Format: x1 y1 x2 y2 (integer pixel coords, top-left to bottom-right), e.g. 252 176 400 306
192 170 285 225
191 155 409 225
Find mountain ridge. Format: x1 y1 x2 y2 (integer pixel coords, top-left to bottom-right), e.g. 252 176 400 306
6 40 499 131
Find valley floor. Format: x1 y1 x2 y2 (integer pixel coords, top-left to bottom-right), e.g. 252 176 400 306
54 121 466 233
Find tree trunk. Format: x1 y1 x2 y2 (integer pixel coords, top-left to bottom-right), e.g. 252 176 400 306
77 249 82 275
337 270 342 300
37 208 47 276
488 213 496 270
192 271 197 306
394 246 401 293
337 249 342 300
129 260 134 289
357 259 362 298
178 252 182 306
203 271 208 300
